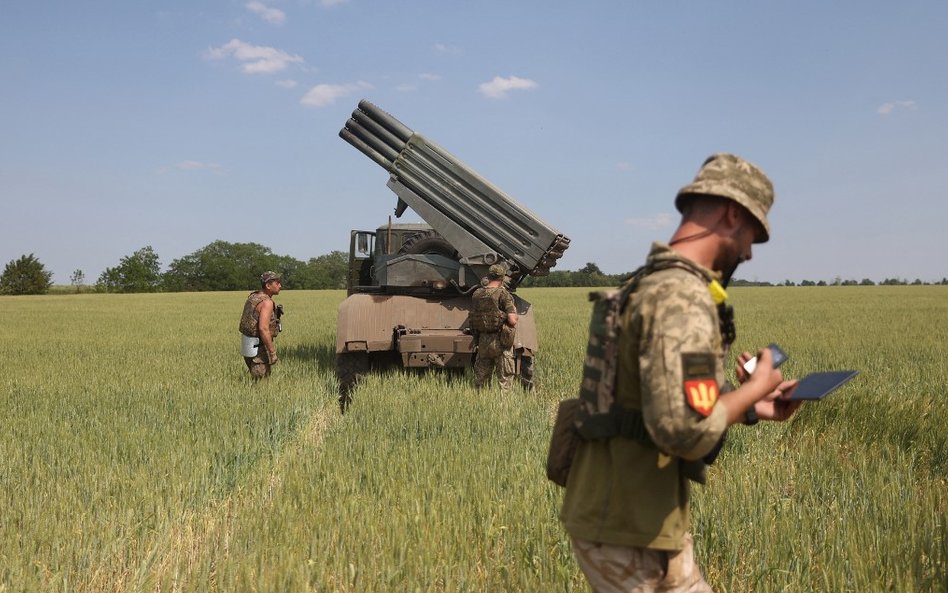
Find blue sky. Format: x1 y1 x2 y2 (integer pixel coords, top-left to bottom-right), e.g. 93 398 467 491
2 1 946 285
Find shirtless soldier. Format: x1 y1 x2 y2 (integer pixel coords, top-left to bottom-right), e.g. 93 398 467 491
239 271 283 380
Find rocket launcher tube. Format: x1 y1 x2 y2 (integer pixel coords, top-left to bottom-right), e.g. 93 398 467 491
393 158 534 262
345 118 400 164
339 100 570 278
339 128 393 170
351 109 407 154
357 99 412 143
394 138 553 265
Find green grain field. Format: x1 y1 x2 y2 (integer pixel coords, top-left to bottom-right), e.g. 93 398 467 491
1 287 946 592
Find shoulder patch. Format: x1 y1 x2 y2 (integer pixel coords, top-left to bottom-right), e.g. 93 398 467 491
682 352 718 417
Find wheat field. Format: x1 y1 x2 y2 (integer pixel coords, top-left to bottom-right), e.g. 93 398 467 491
1 287 945 592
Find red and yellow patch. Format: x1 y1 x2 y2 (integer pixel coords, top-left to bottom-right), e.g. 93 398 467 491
684 379 718 417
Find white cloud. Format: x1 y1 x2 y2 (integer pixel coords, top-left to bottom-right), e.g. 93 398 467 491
204 39 303 74
624 212 676 231
395 83 416 92
246 1 286 24
616 162 633 172
419 73 441 81
878 100 916 115
434 43 461 54
478 75 538 99
276 79 298 89
300 81 372 108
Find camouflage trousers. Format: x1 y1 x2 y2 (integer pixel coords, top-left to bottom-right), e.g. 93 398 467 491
244 348 274 381
570 534 713 593
473 333 516 391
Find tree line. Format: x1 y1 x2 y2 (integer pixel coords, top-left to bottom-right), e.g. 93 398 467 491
520 262 948 289
0 242 348 295
2 246 947 295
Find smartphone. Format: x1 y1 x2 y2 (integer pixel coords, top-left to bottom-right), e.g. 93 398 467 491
743 343 789 374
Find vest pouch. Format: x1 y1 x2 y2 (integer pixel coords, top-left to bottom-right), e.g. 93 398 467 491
240 334 261 357
471 288 507 333
546 398 582 487
499 323 516 349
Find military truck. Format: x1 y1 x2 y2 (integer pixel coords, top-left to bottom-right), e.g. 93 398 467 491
335 100 570 407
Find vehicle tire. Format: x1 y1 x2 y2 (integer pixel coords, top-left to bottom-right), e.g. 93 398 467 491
398 230 458 259
336 352 369 413
518 353 535 391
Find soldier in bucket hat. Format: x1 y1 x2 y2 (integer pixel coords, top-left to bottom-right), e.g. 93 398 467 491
560 154 803 592
468 263 519 390
238 271 284 380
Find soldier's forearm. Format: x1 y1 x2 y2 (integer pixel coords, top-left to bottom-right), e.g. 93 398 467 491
258 328 275 352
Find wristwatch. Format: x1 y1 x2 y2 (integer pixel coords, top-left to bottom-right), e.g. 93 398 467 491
743 406 759 426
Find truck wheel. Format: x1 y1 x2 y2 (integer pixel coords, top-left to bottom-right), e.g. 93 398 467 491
399 230 458 259
336 352 368 413
519 354 535 391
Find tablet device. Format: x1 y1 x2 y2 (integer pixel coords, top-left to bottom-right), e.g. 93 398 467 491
789 370 859 400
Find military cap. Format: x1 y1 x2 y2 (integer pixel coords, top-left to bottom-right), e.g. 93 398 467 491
260 271 281 285
487 264 508 279
675 153 774 243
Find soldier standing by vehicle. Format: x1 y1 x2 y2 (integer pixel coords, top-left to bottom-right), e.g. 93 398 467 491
559 154 802 592
239 271 283 380
470 264 519 390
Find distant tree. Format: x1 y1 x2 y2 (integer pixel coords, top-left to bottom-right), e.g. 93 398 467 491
912 278 924 285
297 251 348 289
522 262 627 288
579 262 603 276
575 262 614 286
0 253 53 295
841 279 858 286
730 278 774 287
97 246 162 293
859 278 875 286
881 277 905 286
800 279 815 286
522 270 573 287
70 269 86 293
817 280 827 286
164 241 296 292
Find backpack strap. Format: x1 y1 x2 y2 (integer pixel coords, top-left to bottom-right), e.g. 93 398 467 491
575 258 731 443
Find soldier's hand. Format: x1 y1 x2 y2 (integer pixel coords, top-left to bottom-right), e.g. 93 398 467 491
754 380 802 421
268 349 278 364
748 347 782 396
735 351 754 384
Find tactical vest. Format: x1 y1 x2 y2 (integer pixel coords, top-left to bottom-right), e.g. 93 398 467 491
239 292 281 338
575 260 734 444
469 287 507 333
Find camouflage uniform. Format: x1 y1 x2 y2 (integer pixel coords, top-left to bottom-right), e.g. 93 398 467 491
471 284 517 390
560 154 775 593
239 291 281 379
560 244 724 592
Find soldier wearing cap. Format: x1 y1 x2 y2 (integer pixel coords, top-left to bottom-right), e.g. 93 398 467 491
560 154 803 592
238 271 284 380
469 263 519 390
